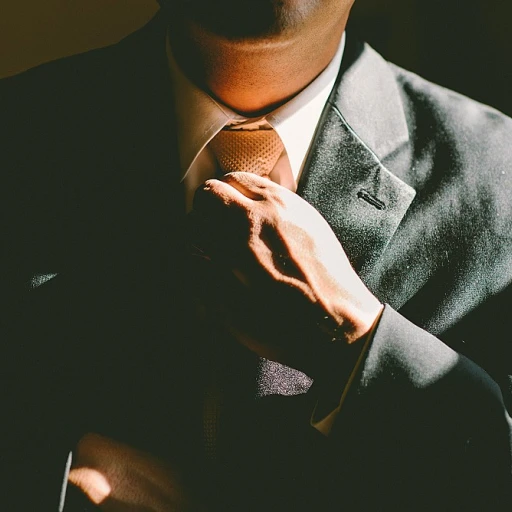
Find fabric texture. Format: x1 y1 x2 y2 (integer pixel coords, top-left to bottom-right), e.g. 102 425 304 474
1 11 511 511
210 128 284 177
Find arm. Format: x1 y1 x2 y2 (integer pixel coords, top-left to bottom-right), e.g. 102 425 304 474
189 172 512 507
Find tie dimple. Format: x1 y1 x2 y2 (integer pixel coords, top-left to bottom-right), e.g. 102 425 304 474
210 128 284 177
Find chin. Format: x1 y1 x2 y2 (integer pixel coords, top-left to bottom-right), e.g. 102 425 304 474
163 0 318 40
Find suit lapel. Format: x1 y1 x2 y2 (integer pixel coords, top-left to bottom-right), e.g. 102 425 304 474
298 40 416 282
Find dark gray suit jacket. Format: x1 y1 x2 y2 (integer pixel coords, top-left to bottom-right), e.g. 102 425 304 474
1 12 511 511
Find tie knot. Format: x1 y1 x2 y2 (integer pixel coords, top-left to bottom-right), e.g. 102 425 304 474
210 128 284 177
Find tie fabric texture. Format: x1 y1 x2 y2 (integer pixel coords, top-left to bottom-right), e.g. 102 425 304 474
210 128 284 177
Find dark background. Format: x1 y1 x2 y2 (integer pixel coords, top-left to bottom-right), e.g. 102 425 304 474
1 0 511 116
350 0 512 117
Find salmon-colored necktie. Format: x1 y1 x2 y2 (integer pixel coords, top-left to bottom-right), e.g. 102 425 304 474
210 128 284 177
203 128 284 461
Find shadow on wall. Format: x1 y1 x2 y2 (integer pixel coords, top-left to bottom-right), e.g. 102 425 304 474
2 0 512 116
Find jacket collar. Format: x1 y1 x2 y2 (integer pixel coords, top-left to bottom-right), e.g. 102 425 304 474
331 38 410 161
298 38 416 284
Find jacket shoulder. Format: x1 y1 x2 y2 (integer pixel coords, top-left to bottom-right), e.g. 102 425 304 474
386 61 512 225
389 62 512 166
0 13 166 130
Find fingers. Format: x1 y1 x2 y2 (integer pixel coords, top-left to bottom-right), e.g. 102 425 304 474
190 174 270 261
193 172 282 213
192 175 252 214
189 172 295 286
69 433 190 511
190 178 250 258
222 172 274 200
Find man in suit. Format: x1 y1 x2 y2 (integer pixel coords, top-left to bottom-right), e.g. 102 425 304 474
1 0 511 510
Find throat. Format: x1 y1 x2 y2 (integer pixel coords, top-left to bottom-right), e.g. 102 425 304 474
169 20 345 116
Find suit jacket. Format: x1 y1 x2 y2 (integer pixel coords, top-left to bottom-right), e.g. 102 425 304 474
1 12 511 511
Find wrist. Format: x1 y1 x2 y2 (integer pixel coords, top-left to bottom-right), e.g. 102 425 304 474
309 303 383 380
318 298 384 346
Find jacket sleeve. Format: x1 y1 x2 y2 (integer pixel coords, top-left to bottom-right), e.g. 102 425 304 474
311 305 512 509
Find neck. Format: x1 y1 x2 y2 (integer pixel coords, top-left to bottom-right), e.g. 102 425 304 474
169 11 348 116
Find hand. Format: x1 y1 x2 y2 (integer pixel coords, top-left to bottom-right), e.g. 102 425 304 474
188 172 383 377
68 433 205 512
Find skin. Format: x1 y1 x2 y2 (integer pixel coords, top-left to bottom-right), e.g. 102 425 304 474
167 0 355 115
69 433 205 512
71 1 384 508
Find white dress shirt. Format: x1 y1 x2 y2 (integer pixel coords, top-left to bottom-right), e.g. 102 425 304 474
166 33 346 212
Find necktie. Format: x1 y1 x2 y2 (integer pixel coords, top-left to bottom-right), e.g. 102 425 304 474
202 128 284 461
210 128 284 177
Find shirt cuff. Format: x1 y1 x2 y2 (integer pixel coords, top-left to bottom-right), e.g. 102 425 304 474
310 307 383 436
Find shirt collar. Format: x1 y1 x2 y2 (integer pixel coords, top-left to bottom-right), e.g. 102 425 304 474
167 32 346 182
